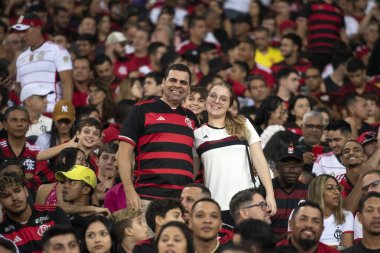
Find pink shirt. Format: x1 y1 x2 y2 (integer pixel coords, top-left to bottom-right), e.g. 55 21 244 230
104 183 127 213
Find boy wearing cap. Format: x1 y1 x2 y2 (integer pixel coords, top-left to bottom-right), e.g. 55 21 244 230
270 146 308 238
12 12 73 113
55 165 107 236
21 84 53 139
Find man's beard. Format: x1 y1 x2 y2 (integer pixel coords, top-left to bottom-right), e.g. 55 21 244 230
298 237 318 251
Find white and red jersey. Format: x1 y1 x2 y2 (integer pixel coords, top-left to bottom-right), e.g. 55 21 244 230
16 41 73 112
312 152 346 177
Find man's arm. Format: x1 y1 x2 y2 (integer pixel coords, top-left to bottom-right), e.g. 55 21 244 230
58 70 73 102
117 141 140 209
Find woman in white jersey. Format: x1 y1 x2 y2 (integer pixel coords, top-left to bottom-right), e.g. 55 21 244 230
194 82 275 225
308 174 354 248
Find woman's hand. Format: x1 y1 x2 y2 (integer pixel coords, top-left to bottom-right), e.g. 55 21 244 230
266 194 277 216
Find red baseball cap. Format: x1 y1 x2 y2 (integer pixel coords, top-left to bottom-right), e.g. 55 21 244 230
12 13 42 31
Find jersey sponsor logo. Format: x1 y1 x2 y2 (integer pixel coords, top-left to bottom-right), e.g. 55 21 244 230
35 215 49 224
22 158 36 171
37 224 50 236
157 116 166 121
14 235 22 243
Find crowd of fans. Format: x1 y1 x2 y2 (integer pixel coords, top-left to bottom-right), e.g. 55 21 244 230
0 0 380 253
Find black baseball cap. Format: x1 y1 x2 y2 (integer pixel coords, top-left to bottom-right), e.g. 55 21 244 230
276 146 303 162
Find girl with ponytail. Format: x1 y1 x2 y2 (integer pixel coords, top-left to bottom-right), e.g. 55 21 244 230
194 82 276 225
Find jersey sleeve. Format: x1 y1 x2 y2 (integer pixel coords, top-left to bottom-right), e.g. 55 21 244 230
246 118 261 145
119 105 144 146
53 45 73 72
342 210 354 234
53 206 71 226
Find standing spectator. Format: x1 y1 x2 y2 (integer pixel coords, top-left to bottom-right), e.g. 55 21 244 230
93 54 121 96
284 95 312 137
143 71 164 100
88 81 115 124
312 120 352 177
75 34 97 61
194 82 276 225
343 192 380 253
270 146 308 237
271 33 312 81
277 201 340 253
241 75 269 122
297 0 347 71
0 106 52 189
254 27 283 69
0 174 71 253
180 184 211 222
233 15 252 42
126 29 151 71
118 64 197 210
304 67 326 99
72 57 92 107
13 12 73 113
323 50 352 93
275 67 300 108
20 84 53 140
41 225 80 253
176 16 208 54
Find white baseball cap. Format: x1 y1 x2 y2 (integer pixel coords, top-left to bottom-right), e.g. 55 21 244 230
20 84 54 102
106 32 127 44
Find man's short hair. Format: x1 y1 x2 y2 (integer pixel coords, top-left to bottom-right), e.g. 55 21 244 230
73 57 92 71
148 42 166 56
41 225 78 250
110 208 142 243
358 192 380 213
53 5 69 16
234 219 276 251
188 15 205 29
191 198 221 214
76 33 97 45
0 174 24 195
229 188 265 223
164 63 191 85
346 57 365 72
94 54 112 67
98 142 118 157
302 110 323 124
282 33 302 51
188 86 208 101
184 183 211 197
239 39 256 51
145 71 164 86
291 201 323 221
344 93 363 112
4 106 29 122
146 199 185 232
276 67 298 84
325 120 352 135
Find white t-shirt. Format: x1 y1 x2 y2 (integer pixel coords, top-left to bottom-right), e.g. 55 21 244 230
194 119 261 210
312 152 346 177
320 210 354 246
35 133 52 150
26 115 52 138
353 213 363 241
16 41 73 112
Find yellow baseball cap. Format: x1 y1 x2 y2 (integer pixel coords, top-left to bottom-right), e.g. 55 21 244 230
55 165 97 189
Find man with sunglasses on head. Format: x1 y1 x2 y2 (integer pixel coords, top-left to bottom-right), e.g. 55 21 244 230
270 146 308 238
353 170 380 242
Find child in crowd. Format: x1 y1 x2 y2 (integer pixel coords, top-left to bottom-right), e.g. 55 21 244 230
183 86 207 125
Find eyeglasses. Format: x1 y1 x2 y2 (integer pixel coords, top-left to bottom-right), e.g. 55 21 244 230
242 201 269 211
304 124 324 130
208 92 230 105
362 180 380 192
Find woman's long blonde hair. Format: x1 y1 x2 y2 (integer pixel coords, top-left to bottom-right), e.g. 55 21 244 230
209 82 250 140
308 174 345 224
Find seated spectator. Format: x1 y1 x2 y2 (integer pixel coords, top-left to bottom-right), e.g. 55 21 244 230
88 81 115 124
228 61 250 97
36 100 75 151
0 174 71 253
363 92 380 128
72 57 92 108
155 221 194 253
76 34 97 61
133 199 185 253
270 146 308 237
284 95 312 137
254 27 283 69
110 208 149 253
343 192 380 253
312 120 352 177
93 54 121 96
307 175 354 248
176 16 209 55
189 199 232 253
277 201 340 253
344 94 377 137
81 215 118 253
229 188 271 225
357 131 378 160
0 106 52 189
142 71 164 100
275 67 300 108
20 84 53 141
41 225 80 253
233 219 276 252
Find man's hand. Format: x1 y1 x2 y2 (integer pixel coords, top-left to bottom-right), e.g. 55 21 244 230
125 186 141 209
303 151 315 164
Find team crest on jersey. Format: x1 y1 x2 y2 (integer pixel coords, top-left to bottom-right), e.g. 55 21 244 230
37 224 50 236
4 225 15 232
185 117 193 129
22 158 36 171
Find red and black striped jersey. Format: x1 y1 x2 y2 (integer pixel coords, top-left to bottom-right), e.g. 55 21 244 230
0 204 71 253
299 1 345 54
119 98 197 200
0 139 54 190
